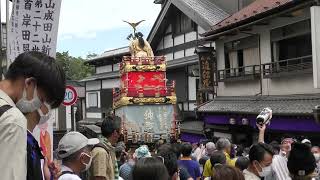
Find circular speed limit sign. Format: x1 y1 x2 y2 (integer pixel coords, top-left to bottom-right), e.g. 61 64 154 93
63 85 78 106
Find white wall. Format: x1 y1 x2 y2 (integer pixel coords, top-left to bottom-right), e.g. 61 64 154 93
86 112 102 119
217 81 261 96
215 9 320 97
96 65 112 74
185 32 197 42
188 76 197 100
174 34 184 45
102 78 120 89
265 75 320 95
185 48 195 57
174 50 184 59
86 81 101 91
166 53 173 61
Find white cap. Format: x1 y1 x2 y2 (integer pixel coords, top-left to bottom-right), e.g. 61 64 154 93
301 139 311 144
57 131 99 159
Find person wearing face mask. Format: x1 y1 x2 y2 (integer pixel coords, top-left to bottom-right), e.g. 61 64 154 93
287 143 317 180
56 131 99 180
89 116 121 180
243 143 274 180
0 51 65 180
311 146 320 179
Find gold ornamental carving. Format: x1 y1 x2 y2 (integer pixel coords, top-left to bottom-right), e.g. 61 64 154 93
121 64 166 73
113 96 177 109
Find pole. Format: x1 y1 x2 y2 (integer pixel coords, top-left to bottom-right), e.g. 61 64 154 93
0 0 2 50
0 0 3 79
6 0 9 70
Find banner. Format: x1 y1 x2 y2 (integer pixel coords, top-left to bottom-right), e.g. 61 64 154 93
311 6 320 88
195 47 216 92
7 0 62 63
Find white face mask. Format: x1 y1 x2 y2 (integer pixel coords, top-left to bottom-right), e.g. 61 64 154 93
16 87 42 113
37 103 51 125
81 152 92 171
256 162 272 177
314 153 320 162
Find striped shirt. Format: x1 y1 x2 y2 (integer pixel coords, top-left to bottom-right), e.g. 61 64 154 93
272 154 291 180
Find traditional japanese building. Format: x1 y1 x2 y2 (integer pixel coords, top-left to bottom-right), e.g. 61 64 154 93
150 0 265 143
197 0 320 146
78 47 130 134
79 0 260 141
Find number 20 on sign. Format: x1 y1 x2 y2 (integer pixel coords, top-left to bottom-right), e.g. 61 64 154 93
63 85 78 106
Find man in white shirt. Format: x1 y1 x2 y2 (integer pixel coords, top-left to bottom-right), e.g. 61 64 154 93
0 51 66 180
56 131 99 180
244 143 274 180
272 137 294 180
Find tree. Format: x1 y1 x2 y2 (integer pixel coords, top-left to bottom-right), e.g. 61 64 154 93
56 51 95 80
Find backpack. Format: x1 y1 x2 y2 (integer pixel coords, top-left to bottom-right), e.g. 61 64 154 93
0 105 12 117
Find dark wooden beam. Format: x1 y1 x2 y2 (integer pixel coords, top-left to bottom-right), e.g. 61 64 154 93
156 40 198 55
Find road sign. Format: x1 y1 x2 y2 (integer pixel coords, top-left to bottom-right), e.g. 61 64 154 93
63 85 78 106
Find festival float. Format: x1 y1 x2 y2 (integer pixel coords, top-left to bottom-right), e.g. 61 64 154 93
113 21 179 144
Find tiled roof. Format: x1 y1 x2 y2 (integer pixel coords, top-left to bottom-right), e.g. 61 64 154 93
197 94 320 115
204 0 309 37
86 46 130 63
148 0 229 43
80 71 119 82
180 121 204 134
176 0 229 27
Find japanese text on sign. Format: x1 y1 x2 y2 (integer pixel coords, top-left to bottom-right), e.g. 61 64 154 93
7 0 62 62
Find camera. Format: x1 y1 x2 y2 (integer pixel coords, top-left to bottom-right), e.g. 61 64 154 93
256 107 272 126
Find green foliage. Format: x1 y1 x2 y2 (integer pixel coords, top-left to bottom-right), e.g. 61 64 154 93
56 51 95 80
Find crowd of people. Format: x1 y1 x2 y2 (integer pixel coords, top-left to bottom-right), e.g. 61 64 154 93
54 114 320 180
0 51 319 180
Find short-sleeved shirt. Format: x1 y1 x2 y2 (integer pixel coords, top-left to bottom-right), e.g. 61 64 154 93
119 160 134 180
179 167 192 180
272 154 291 180
58 165 82 180
89 139 119 180
178 159 201 180
0 90 27 180
203 152 236 177
243 169 261 180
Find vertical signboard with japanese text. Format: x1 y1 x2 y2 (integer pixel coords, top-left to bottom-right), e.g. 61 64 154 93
7 0 62 62
195 47 216 104
7 0 62 161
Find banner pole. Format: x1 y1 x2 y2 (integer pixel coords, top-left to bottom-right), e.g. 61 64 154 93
6 0 9 70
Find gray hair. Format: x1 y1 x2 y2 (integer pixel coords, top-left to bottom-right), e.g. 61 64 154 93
216 138 231 151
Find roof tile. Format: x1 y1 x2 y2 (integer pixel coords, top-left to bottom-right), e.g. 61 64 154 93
197 94 320 115
207 0 295 34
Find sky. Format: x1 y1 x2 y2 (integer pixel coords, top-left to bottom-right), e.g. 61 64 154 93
1 0 161 57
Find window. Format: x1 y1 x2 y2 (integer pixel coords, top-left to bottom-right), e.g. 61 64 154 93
271 20 312 62
87 92 98 107
224 35 258 70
